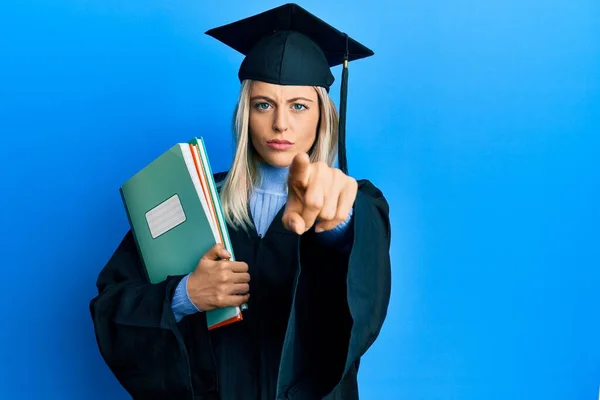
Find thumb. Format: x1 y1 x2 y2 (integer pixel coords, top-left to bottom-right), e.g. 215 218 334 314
203 243 231 261
288 152 311 188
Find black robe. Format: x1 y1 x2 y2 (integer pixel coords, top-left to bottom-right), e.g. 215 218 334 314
89 174 392 400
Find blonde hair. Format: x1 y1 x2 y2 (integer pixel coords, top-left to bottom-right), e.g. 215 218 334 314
220 79 339 230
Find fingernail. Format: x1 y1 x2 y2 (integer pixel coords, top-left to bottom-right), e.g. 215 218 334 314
315 227 324 233
290 221 296 231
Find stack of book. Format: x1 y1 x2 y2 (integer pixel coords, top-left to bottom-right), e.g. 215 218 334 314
120 137 243 329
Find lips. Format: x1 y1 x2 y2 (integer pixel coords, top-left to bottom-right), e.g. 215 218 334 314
267 139 292 144
266 139 294 150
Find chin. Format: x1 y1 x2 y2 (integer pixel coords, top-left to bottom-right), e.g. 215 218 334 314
258 150 294 167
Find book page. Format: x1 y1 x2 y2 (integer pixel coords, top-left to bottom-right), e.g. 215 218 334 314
189 144 220 238
196 139 235 255
180 144 219 241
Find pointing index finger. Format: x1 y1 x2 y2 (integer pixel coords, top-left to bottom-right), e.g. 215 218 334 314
288 152 311 188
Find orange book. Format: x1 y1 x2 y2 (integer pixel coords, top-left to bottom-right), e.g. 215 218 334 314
188 137 247 329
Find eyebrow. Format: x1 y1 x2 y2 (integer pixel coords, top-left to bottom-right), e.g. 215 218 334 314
250 95 315 103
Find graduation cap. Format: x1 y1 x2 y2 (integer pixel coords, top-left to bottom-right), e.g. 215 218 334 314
205 3 374 174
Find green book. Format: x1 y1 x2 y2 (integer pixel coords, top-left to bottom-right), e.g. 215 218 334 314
119 138 243 330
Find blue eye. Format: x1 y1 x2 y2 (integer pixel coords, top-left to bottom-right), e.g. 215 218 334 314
254 102 271 110
292 103 307 111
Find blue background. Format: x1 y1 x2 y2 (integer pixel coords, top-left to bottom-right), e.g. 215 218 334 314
1 0 598 399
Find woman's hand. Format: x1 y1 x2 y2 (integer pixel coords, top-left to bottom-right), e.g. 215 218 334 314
187 244 250 311
283 152 358 235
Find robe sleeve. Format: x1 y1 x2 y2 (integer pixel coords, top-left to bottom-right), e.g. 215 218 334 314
89 230 217 399
172 273 204 322
276 179 392 400
314 208 354 252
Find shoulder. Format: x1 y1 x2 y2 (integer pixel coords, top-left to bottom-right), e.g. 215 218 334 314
355 178 390 215
213 171 229 190
356 178 386 201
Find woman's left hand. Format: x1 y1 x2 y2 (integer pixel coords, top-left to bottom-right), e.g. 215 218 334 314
283 152 358 235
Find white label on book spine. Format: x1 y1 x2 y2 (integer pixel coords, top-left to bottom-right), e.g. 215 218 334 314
145 194 186 239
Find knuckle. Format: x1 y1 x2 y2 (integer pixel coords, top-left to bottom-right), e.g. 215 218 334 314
335 212 347 222
220 261 231 271
321 209 335 220
305 197 323 210
219 270 229 282
335 209 348 220
313 163 326 177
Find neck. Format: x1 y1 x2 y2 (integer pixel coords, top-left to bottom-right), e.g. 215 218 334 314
256 162 289 193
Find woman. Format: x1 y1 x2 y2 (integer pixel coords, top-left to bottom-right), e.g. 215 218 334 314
90 4 391 400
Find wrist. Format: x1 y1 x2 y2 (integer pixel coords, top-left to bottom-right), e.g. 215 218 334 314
186 273 203 313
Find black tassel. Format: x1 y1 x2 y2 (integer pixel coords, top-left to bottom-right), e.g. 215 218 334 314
339 34 349 175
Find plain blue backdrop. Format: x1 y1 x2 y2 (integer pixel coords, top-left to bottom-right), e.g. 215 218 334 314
1 0 598 399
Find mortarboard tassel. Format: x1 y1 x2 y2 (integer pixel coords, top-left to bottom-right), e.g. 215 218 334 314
338 33 349 175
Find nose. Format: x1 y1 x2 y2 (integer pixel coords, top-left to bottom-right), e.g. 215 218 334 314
272 107 289 133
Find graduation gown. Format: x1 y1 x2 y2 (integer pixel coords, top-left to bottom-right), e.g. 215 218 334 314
89 174 392 400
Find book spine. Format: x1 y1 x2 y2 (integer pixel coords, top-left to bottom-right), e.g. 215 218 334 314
198 137 236 258
191 137 249 313
119 186 151 283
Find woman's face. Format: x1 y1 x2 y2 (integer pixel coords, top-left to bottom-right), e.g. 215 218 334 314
248 81 320 167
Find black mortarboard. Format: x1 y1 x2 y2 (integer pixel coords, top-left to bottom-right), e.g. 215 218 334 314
205 3 374 174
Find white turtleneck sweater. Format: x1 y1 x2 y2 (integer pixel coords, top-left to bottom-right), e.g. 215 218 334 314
171 162 354 322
